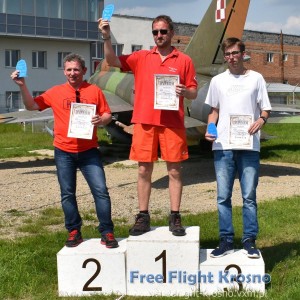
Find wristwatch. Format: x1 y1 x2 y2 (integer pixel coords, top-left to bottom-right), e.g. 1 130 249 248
260 116 267 124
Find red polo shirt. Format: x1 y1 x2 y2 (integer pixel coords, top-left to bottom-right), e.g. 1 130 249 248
119 46 197 129
35 81 111 152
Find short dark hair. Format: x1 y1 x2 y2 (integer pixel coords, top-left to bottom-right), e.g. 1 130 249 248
152 15 174 31
63 53 86 69
221 37 245 53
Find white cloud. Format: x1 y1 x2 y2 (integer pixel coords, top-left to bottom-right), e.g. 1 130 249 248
109 0 300 35
245 21 283 34
116 6 150 17
283 15 300 34
246 14 300 35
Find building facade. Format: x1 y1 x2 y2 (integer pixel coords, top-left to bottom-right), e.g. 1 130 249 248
0 0 103 112
243 31 300 86
172 22 300 86
1 6 299 113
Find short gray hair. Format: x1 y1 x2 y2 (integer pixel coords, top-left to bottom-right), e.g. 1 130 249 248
63 53 86 69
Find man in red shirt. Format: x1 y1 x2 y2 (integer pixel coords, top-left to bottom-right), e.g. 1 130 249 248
11 53 118 248
99 15 198 236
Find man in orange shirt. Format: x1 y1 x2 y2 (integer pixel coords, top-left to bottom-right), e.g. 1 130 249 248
99 15 198 236
11 53 118 248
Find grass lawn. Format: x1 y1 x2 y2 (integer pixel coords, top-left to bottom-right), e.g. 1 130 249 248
0 123 299 299
0 196 299 299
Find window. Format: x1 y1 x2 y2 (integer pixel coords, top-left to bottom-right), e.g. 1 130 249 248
6 91 21 110
113 44 123 56
36 0 48 17
88 0 100 21
76 0 87 20
283 54 288 62
267 53 274 63
63 0 75 20
49 0 62 18
22 0 34 15
132 45 142 52
5 49 20 67
91 42 103 59
7 0 20 14
91 42 123 59
32 51 47 68
32 91 45 97
58 52 71 68
0 0 5 13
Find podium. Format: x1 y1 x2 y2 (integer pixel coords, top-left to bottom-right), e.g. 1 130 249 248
199 249 266 295
56 227 266 297
126 226 200 296
57 238 127 297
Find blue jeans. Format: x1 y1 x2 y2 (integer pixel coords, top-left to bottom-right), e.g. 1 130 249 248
213 150 260 243
54 147 114 235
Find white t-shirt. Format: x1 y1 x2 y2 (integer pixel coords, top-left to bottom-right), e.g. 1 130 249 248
205 69 272 151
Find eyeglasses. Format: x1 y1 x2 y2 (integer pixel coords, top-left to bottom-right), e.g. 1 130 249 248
152 29 168 36
224 50 242 58
75 90 80 103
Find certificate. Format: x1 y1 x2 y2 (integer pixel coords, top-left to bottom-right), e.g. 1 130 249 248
228 114 253 149
67 103 96 139
154 74 179 110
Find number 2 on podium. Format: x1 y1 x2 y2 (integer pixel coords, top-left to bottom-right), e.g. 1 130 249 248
82 258 102 292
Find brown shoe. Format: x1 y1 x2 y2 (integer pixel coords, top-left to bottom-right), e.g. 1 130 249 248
169 213 186 236
129 213 151 236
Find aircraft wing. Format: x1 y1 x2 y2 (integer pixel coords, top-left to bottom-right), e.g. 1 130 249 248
103 91 133 113
0 108 53 124
271 106 300 113
184 115 206 128
268 105 300 124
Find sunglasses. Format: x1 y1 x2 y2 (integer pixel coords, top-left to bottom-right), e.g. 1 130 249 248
152 29 168 36
75 90 80 103
224 50 242 58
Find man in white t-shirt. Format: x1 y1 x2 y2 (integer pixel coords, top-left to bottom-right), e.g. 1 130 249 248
205 37 272 258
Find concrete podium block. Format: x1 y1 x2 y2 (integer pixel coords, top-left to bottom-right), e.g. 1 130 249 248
199 249 268 296
126 226 200 296
57 238 127 297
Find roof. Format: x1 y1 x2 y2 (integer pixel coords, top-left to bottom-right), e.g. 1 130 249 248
267 83 300 93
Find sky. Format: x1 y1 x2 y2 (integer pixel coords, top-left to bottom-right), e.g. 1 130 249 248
104 0 300 35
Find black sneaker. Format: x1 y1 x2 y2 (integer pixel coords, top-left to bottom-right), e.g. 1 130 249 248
65 229 83 247
101 232 119 248
210 238 234 258
169 213 186 236
243 238 260 258
129 213 151 236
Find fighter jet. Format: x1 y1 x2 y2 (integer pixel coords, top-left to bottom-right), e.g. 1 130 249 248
1 0 251 144
88 0 251 145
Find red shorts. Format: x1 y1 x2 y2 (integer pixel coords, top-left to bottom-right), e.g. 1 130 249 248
129 124 189 162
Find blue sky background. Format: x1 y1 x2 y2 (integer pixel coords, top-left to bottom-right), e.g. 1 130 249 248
104 0 300 35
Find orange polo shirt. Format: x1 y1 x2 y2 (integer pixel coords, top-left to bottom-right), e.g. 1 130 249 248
35 81 111 152
119 46 197 129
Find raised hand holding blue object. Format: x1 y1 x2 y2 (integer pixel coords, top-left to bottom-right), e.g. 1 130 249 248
16 59 27 78
207 123 218 138
102 4 114 21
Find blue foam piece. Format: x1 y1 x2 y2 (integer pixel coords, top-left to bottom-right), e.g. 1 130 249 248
207 123 218 138
16 59 27 77
102 4 114 21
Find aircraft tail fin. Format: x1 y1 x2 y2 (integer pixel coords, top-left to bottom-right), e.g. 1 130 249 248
185 0 250 76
